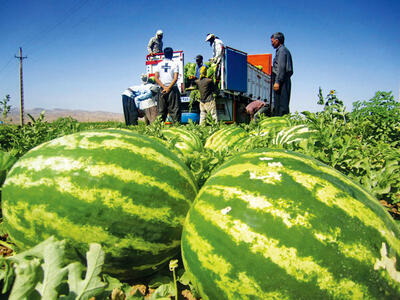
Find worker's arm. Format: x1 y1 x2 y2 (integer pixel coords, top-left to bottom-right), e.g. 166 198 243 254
147 38 154 54
274 48 290 90
154 72 166 91
135 90 152 101
163 72 178 94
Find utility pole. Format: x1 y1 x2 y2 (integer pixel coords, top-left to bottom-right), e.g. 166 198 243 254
15 47 27 126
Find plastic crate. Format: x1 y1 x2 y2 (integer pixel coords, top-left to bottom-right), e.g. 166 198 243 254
181 112 200 123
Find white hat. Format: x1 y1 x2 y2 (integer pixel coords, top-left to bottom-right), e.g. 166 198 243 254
205 33 215 42
156 30 163 36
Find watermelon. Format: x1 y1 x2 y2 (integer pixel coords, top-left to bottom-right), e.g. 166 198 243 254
250 117 290 137
2 129 198 280
161 127 203 156
259 116 289 128
181 149 400 299
204 126 247 152
273 124 317 146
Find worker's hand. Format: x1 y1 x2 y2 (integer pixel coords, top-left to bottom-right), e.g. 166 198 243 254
188 75 195 80
163 86 171 94
273 83 280 91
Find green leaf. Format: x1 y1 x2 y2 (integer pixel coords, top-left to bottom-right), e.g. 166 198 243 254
148 275 171 289
149 282 175 300
9 259 41 300
177 271 191 286
0 259 15 294
35 240 68 300
61 243 106 300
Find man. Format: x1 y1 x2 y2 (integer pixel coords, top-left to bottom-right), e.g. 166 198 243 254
154 47 181 123
195 67 217 125
121 74 158 125
147 30 163 55
194 55 207 79
271 32 293 116
246 100 268 121
205 33 224 81
122 86 139 126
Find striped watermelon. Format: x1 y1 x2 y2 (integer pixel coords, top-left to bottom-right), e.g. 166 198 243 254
2 129 198 280
251 117 290 137
259 116 290 129
181 149 400 299
161 127 203 155
273 124 317 146
204 126 247 152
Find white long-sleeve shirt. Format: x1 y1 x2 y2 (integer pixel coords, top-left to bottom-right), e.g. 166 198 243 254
212 38 224 64
122 83 156 110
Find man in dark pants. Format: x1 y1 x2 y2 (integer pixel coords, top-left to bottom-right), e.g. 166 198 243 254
155 47 181 123
271 32 293 116
121 92 138 126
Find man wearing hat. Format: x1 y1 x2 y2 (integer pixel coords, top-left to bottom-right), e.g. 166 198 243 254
121 74 158 125
205 33 224 81
148 30 164 55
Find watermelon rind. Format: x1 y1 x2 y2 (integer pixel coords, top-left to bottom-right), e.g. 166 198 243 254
182 148 400 299
2 129 198 280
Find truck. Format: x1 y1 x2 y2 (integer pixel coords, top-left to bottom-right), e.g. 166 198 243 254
145 46 273 124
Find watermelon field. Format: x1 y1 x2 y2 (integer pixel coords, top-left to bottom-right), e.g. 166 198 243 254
0 90 399 299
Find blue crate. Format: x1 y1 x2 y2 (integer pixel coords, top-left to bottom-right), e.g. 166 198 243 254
181 112 200 123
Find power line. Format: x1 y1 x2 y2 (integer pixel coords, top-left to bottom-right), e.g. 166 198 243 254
22 0 91 52
0 57 14 75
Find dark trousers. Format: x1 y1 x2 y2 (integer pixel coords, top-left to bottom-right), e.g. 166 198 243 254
122 95 138 125
157 86 181 123
272 76 291 116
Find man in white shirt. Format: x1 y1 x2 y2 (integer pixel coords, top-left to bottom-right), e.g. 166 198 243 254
154 47 181 123
205 33 224 81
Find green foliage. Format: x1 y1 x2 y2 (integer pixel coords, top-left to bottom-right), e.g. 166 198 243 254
0 95 11 122
0 114 81 157
299 89 400 205
0 150 17 188
0 237 107 300
183 63 196 79
351 91 400 145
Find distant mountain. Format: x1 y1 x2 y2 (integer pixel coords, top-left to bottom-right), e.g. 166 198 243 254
5 107 124 124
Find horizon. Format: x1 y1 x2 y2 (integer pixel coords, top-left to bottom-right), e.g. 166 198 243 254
1 0 399 115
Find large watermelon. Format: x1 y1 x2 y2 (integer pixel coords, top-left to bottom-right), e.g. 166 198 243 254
181 149 400 299
204 126 247 152
2 129 198 280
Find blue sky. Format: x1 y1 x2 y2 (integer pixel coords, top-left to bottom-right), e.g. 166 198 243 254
1 0 399 114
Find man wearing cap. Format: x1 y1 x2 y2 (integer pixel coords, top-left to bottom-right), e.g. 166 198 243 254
271 32 293 116
148 30 163 55
121 74 158 125
205 33 224 81
154 47 181 123
194 55 207 79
